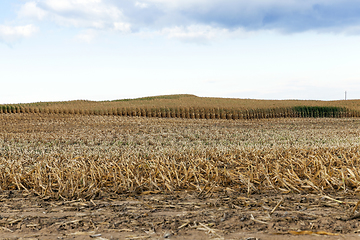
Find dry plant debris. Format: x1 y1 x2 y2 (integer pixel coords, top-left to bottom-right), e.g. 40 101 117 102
1 115 360 199
1 191 360 239
1 114 360 239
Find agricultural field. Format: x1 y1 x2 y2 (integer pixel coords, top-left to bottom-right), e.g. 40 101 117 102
2 94 360 119
1 101 360 239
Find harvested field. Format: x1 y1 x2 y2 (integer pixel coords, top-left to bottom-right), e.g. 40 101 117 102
1 114 360 239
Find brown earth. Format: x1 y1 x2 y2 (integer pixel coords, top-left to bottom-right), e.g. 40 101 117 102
1 190 360 240
2 115 360 239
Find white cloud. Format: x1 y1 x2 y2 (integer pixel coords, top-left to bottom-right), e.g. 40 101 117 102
44 0 103 12
160 25 253 43
18 1 47 20
135 2 149 9
130 0 360 34
161 25 224 43
0 24 38 43
16 0 133 40
13 0 360 44
114 22 131 32
20 0 126 30
139 0 203 9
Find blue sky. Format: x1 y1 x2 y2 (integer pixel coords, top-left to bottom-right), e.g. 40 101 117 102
1 0 360 103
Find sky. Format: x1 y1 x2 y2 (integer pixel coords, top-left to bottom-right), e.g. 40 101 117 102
1 0 360 104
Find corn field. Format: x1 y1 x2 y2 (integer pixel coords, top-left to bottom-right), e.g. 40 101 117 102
0 105 359 119
2 94 360 120
2 146 360 200
1 114 360 200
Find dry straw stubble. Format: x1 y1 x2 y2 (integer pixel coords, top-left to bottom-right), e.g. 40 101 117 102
1 114 360 200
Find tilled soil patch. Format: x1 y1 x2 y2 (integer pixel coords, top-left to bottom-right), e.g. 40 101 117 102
1 190 360 239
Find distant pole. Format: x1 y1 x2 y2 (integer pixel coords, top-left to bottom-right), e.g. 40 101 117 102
345 91 347 100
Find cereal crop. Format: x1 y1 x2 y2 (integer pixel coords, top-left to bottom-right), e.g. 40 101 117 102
1 95 360 119
1 114 360 200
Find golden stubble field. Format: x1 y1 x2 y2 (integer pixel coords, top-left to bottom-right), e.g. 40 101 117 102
1 114 360 239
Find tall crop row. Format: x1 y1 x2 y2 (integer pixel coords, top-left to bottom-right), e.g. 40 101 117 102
0 105 359 119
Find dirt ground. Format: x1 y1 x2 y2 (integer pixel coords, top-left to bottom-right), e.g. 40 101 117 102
1 190 360 240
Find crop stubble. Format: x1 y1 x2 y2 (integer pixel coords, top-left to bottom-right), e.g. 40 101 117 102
1 114 360 198
1 114 360 239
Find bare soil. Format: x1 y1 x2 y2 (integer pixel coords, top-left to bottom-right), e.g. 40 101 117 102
1 190 360 240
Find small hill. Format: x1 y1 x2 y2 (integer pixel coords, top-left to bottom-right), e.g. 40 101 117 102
1 94 360 119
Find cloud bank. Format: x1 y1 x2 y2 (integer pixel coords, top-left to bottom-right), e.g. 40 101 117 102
0 24 38 44
11 0 360 42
